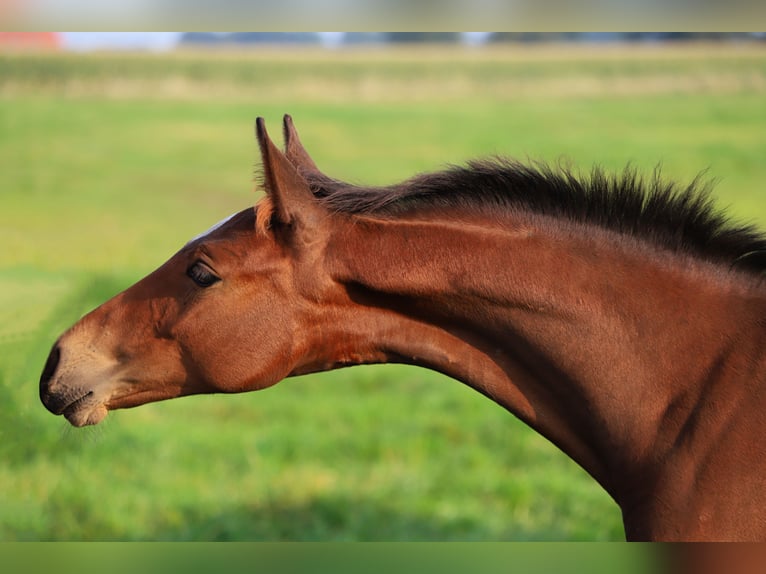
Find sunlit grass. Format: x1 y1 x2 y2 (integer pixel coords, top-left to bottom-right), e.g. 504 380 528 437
1 45 765 540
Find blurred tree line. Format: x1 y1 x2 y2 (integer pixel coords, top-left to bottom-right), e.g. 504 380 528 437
179 32 764 46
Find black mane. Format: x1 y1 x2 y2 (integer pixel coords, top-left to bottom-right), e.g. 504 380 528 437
306 158 766 275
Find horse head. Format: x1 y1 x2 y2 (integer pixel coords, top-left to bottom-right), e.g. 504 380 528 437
39 116 341 426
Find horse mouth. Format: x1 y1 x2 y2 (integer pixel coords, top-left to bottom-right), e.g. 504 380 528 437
61 391 108 427
60 390 92 416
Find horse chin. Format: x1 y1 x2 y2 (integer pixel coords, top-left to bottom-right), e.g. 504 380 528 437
63 401 108 427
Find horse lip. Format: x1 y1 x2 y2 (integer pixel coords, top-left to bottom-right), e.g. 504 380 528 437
40 389 72 415
57 391 94 417
62 391 110 427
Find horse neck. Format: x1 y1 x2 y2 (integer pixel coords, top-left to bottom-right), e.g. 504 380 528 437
320 211 766 511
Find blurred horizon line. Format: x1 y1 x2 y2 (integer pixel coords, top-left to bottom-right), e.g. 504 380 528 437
0 32 764 53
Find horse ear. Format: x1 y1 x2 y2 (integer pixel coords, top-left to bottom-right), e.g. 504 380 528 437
255 117 321 230
282 114 320 174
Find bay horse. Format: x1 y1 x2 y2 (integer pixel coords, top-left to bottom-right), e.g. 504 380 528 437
40 115 766 541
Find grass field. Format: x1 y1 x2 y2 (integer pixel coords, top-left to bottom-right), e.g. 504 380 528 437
1 44 765 541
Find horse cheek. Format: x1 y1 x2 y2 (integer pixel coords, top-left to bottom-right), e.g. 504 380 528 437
185 303 298 393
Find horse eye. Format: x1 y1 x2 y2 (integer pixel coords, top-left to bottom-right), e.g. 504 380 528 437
187 261 220 288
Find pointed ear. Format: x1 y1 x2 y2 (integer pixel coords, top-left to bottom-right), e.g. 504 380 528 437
283 114 320 175
255 117 322 230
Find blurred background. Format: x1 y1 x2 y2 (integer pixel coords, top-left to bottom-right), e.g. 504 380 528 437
1 32 765 546
1 30 765 50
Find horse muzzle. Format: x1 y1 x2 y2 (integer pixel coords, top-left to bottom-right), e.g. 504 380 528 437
39 342 111 427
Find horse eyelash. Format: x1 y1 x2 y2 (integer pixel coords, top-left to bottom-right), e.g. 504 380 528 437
187 262 220 288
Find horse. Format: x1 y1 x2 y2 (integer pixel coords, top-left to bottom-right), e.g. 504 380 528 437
39 115 766 541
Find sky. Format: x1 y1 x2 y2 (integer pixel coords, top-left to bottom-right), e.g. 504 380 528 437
61 32 183 51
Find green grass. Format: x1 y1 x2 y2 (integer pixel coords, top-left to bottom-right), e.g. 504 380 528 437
1 45 765 541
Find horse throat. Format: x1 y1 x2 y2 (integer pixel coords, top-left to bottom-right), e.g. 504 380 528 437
321 216 652 494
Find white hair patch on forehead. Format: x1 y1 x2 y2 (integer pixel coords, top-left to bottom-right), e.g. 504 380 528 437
186 212 239 246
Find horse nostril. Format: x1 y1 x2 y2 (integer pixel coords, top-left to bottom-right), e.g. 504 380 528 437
39 344 61 397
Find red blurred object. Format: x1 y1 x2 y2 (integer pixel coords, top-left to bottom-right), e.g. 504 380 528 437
0 32 61 50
